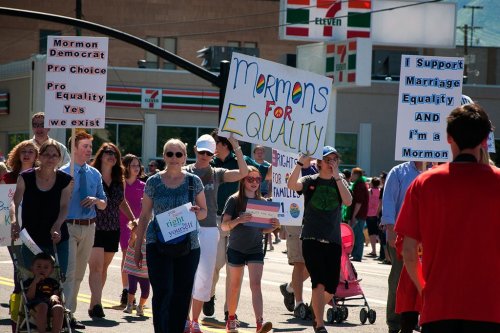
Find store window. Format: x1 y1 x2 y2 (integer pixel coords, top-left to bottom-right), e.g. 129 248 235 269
335 132 358 169
7 132 29 151
156 126 251 162
65 123 143 158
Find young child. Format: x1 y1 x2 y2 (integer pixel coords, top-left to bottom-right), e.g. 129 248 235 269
221 166 280 333
24 253 64 333
122 220 149 316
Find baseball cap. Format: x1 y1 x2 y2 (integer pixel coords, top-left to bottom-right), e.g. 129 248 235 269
323 146 338 157
195 134 216 154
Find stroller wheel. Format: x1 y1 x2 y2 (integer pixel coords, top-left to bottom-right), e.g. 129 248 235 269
368 309 376 324
335 308 344 323
341 306 349 321
360 308 368 324
326 308 334 324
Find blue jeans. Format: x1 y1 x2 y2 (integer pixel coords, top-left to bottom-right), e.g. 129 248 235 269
147 243 200 333
21 241 69 277
352 219 366 261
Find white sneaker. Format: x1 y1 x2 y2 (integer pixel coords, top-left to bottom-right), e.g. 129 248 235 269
136 305 144 316
123 303 133 314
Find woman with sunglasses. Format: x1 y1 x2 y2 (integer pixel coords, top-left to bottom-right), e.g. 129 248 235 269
222 166 280 333
184 134 248 333
87 143 136 318
134 138 207 333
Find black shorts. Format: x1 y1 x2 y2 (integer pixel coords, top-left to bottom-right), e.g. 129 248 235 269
366 216 380 236
227 247 264 267
302 240 342 295
93 229 120 252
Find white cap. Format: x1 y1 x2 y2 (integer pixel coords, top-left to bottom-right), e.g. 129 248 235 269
195 134 216 154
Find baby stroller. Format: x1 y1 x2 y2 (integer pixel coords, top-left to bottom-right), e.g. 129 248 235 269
10 241 73 333
326 223 377 325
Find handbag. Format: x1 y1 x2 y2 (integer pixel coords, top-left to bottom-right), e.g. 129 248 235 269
153 174 195 258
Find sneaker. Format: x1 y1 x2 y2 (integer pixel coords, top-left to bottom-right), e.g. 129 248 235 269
226 317 239 333
256 319 272 333
224 311 238 322
136 305 144 316
314 326 328 333
273 238 281 244
120 288 128 306
123 303 133 314
88 304 105 318
203 295 215 316
279 283 295 312
184 320 191 333
293 303 307 318
191 321 203 333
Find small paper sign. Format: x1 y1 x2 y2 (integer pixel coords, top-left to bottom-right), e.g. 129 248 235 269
155 202 197 242
19 229 42 255
245 199 280 228
0 184 19 247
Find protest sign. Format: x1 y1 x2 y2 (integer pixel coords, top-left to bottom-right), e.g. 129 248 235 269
244 199 280 229
395 55 463 162
156 203 197 242
487 132 496 153
271 149 304 226
44 36 108 128
0 184 18 247
19 229 42 255
218 52 332 159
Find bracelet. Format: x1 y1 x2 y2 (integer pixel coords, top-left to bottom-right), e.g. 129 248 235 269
234 146 242 152
297 161 304 166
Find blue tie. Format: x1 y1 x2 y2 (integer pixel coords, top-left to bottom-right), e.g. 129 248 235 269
79 167 89 215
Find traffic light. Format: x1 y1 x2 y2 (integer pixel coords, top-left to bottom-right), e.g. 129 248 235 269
197 46 212 69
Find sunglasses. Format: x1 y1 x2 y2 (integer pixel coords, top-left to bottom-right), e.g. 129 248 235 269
197 150 214 157
165 151 184 158
32 122 45 128
245 176 262 184
103 149 117 157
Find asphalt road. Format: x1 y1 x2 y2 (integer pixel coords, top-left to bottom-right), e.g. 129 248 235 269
0 240 392 333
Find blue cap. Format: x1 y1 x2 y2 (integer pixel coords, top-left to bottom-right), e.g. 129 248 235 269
323 146 338 157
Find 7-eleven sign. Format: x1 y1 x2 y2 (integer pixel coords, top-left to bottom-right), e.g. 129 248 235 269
141 88 162 109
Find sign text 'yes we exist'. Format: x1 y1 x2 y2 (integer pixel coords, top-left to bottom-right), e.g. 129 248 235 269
221 58 330 156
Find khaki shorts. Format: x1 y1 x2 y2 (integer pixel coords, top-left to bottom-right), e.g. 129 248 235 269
285 226 304 265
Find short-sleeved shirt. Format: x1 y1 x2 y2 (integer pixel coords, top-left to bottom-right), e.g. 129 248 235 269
60 163 107 219
223 196 266 254
184 164 226 227
21 169 73 246
145 172 203 249
299 174 343 246
2 170 21 184
395 161 500 324
367 188 380 217
24 277 60 302
211 153 270 215
96 181 124 231
352 179 369 219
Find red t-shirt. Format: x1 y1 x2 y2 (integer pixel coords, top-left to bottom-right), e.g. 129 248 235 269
395 162 500 325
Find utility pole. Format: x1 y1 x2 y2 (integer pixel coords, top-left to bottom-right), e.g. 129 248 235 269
75 0 82 36
463 5 483 46
457 24 469 83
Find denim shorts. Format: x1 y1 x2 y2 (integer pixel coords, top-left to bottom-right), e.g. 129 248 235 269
227 247 264 267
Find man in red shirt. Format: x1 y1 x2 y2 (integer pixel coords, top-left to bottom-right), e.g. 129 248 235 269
395 104 500 333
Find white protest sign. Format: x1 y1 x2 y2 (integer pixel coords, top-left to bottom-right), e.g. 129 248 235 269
395 55 464 162
0 184 19 246
218 52 332 159
271 149 304 226
487 132 496 153
156 203 197 242
19 229 43 255
44 36 108 128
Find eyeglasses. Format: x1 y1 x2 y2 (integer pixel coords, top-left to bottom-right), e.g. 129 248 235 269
103 150 117 157
165 151 184 158
32 122 44 128
40 153 60 160
197 150 214 157
245 176 262 184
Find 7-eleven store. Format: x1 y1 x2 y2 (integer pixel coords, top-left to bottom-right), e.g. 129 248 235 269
0 55 221 164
